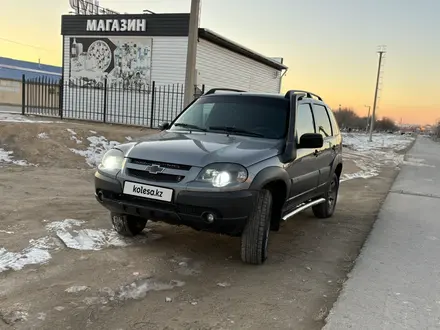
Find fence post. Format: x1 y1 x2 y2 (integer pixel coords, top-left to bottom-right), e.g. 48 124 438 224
58 78 64 119
21 74 26 115
103 77 108 123
149 81 156 128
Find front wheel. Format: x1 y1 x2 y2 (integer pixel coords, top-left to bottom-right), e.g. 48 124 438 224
240 189 272 265
312 173 340 218
110 213 147 237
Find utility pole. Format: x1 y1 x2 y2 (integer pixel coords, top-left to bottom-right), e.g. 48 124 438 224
183 0 201 107
364 105 371 132
369 45 386 142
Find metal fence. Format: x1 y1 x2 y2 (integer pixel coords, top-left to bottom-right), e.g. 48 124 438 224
22 75 62 118
21 75 205 128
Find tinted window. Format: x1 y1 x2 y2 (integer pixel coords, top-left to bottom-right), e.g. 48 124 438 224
171 95 289 139
326 107 340 135
312 104 332 137
296 103 315 140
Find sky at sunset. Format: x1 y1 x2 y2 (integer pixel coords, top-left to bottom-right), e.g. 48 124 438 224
1 0 438 125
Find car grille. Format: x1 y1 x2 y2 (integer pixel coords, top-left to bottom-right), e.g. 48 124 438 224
126 168 184 183
129 158 192 171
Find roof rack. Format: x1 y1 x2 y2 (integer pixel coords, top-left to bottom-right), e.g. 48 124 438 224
284 90 322 101
204 88 246 95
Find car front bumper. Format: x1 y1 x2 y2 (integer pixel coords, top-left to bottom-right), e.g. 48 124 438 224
94 172 257 235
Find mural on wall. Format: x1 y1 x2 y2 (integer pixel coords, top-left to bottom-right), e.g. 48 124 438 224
69 36 152 89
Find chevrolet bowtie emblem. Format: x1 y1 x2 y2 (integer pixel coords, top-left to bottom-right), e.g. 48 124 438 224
145 164 165 174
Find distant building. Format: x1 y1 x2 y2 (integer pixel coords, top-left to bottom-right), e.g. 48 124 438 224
0 56 61 81
0 56 61 108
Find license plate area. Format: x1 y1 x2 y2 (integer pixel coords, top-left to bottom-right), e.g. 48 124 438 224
123 181 173 202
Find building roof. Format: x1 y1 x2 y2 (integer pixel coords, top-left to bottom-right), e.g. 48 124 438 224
198 28 288 71
0 56 62 81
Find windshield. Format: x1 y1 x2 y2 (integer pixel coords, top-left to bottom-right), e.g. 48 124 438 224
170 95 289 139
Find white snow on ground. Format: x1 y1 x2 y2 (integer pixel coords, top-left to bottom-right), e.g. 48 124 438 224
0 148 32 167
341 132 415 182
0 112 60 123
37 132 49 139
65 286 89 293
69 135 121 167
45 218 129 250
342 132 414 152
0 219 160 273
66 128 82 144
0 236 60 272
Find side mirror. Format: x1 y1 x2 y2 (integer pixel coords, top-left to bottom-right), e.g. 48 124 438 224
298 133 323 149
158 122 170 131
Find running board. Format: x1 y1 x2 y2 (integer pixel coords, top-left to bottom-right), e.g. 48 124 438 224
282 198 326 221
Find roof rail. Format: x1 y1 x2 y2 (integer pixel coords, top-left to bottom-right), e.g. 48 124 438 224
204 88 246 95
284 90 322 101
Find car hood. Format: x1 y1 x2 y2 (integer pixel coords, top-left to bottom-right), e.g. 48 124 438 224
123 130 283 167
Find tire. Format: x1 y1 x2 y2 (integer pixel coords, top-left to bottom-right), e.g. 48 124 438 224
312 172 340 219
110 212 147 237
240 189 272 265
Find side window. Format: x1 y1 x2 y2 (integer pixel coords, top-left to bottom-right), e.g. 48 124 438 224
296 103 315 141
312 104 332 138
326 107 340 135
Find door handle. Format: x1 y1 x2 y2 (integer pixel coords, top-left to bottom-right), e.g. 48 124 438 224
314 150 320 156
332 145 336 151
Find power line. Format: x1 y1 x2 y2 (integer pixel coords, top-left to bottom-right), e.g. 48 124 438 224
0 37 55 52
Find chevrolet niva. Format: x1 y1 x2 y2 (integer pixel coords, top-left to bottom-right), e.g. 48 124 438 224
94 88 343 265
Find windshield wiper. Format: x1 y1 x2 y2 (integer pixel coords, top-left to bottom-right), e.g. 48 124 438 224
208 126 265 137
173 123 207 131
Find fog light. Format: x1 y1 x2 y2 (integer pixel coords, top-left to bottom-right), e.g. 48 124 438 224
202 212 215 223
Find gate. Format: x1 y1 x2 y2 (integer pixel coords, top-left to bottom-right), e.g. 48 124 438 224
21 75 63 118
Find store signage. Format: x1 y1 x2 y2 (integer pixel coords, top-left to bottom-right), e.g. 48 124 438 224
86 18 147 32
69 0 119 15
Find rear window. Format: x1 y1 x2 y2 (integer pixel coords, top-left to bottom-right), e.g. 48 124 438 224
171 95 289 139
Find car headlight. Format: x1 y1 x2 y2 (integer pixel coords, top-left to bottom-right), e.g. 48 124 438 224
196 163 248 187
99 149 125 170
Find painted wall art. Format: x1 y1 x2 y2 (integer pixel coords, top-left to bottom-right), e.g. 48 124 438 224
68 36 152 89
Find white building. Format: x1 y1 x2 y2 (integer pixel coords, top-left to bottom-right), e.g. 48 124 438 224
61 13 288 127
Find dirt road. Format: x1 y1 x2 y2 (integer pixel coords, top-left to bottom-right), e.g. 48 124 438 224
0 116 406 330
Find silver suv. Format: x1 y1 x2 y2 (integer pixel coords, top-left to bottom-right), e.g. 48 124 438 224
94 89 343 265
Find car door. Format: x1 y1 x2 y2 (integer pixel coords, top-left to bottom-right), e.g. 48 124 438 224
311 103 336 188
285 102 320 206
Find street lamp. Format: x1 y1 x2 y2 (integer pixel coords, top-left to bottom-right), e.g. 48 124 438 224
364 105 371 132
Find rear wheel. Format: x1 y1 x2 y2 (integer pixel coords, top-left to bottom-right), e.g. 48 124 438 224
110 212 147 237
240 189 272 265
312 172 339 218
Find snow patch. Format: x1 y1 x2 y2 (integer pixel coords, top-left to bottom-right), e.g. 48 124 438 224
56 228 129 251
342 132 414 152
0 308 29 325
0 235 62 272
117 278 185 301
0 247 51 272
37 132 49 139
0 230 14 234
67 128 82 144
0 113 59 123
69 135 120 167
45 219 85 231
340 132 415 182
65 285 89 293
0 148 32 166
